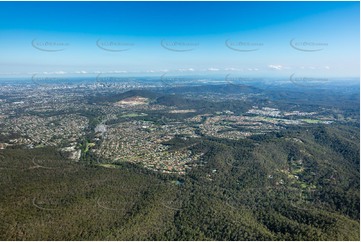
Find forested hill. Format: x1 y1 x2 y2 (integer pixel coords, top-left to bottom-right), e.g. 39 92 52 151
0 123 359 240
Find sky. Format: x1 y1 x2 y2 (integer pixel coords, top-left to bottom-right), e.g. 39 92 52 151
0 1 359 78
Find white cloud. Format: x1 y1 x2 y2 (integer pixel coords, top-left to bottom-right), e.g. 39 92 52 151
177 68 195 72
74 70 87 74
41 71 67 75
268 64 283 70
224 67 237 71
112 70 128 73
207 67 220 71
224 67 245 71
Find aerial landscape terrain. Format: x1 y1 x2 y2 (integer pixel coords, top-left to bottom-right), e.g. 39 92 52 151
0 76 359 240
0 1 359 241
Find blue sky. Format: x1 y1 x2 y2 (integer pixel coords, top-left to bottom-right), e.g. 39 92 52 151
0 1 359 78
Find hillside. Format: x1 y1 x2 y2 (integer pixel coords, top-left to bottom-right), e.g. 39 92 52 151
0 124 359 240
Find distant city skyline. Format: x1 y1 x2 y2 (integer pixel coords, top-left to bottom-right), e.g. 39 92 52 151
0 1 359 78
